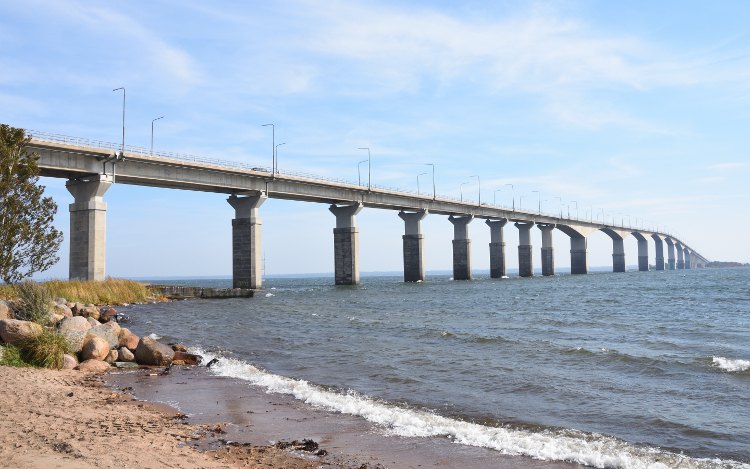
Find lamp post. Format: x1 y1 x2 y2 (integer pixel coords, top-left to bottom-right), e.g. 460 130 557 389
519 195 525 211
262 124 274 173
553 196 562 218
150 116 164 156
532 190 541 215
425 163 436 200
357 159 368 186
460 182 469 203
358 148 371 190
470 175 481 206
417 172 428 195
112 87 125 155
569 200 578 219
275 143 286 174
505 183 514 211
494 189 502 206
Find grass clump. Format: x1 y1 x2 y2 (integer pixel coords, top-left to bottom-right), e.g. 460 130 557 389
0 344 33 368
15 280 52 325
18 329 72 369
43 278 151 305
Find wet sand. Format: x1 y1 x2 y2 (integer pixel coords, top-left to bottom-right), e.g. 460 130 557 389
106 365 586 468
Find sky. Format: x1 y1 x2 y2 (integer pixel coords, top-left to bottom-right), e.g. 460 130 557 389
1 0 749 279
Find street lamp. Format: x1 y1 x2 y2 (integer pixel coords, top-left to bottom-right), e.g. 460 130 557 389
569 200 578 219
505 183 515 211
150 116 164 156
261 124 274 173
425 163 436 200
275 143 286 174
460 181 469 203
553 196 562 218
112 87 125 155
531 190 541 215
417 172 428 195
358 148 371 190
519 195 526 211
494 188 502 206
470 175 481 206
357 159 368 186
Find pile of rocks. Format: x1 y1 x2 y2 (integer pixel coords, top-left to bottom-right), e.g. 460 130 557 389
0 299 201 372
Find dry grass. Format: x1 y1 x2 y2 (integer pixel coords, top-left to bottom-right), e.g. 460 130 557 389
0 278 152 305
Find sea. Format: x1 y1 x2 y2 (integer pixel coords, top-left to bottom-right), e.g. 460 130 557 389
122 267 750 468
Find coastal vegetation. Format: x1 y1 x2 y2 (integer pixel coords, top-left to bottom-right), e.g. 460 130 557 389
0 278 153 305
0 124 62 284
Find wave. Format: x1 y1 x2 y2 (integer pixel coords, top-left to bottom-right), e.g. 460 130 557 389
193 348 748 469
712 356 750 373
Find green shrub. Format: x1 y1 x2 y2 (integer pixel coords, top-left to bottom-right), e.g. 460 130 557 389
0 344 32 367
15 280 52 325
19 329 72 369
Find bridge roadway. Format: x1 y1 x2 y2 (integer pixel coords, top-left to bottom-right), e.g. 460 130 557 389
28 132 709 287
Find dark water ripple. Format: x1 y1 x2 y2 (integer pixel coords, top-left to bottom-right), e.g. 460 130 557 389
126 268 750 464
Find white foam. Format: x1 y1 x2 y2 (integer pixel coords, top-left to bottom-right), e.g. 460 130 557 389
194 349 747 469
712 356 750 373
147 333 161 340
265 293 275 297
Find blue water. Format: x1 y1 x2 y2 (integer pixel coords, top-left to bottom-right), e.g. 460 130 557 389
124 268 750 468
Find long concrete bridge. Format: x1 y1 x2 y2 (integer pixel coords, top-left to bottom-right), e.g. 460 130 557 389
28 131 709 288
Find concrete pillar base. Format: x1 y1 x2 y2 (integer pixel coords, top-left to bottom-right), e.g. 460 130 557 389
489 242 506 278
228 193 266 289
452 239 471 280
655 257 665 271
403 234 425 282
67 176 112 281
613 253 626 273
571 249 588 275
677 260 685 270
518 245 533 277
334 227 359 285
668 260 676 270
638 255 649 272
541 247 554 276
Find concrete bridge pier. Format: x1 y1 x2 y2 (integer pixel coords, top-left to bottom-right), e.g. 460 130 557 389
633 232 649 271
330 203 363 285
652 234 665 271
486 219 508 278
449 215 473 280
399 210 428 282
676 241 685 269
228 192 267 289
515 222 535 277
66 175 113 281
684 249 692 269
538 224 555 276
665 237 676 270
601 228 628 273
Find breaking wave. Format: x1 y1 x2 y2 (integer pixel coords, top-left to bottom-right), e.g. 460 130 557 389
712 356 750 373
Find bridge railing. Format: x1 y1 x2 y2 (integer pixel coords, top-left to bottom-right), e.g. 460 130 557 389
28 130 670 235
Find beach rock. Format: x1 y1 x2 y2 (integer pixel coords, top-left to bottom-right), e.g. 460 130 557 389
62 354 77 370
172 351 202 366
105 349 119 364
86 317 99 327
81 336 110 361
87 322 121 349
76 359 111 373
50 313 65 325
171 343 188 352
0 319 43 345
82 305 100 321
118 347 135 362
118 328 140 351
0 301 13 320
99 307 118 323
58 316 92 353
55 297 67 306
71 303 85 316
134 337 174 366
53 303 73 318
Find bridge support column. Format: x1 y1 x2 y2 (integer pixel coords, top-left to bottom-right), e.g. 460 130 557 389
538 224 555 276
652 234 665 271
676 242 685 269
399 210 428 282
612 238 625 272
228 192 267 289
66 176 113 281
515 222 535 277
449 215 473 280
633 232 649 271
684 249 692 269
486 219 507 278
665 237 676 270
570 236 588 275
330 203 363 285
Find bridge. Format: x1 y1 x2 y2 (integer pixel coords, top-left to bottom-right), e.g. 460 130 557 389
27 130 708 288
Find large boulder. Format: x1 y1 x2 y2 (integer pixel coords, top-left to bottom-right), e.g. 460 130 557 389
81 336 110 361
118 328 139 351
99 307 118 323
0 301 13 320
58 317 92 353
62 354 78 370
134 337 174 366
172 351 203 366
53 303 73 318
87 322 121 349
118 347 135 362
0 319 43 345
76 359 111 373
105 349 119 364
86 317 99 328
